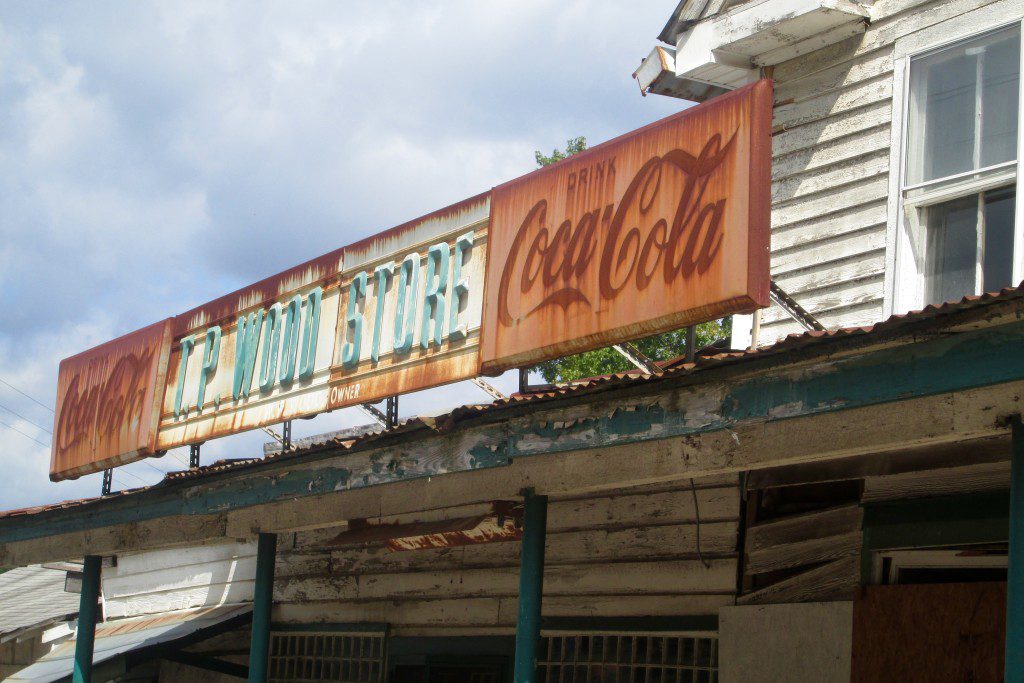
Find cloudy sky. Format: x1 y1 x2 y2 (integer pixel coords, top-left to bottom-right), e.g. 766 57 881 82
0 1 682 510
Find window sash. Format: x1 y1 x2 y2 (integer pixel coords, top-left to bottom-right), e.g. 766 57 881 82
892 18 1024 314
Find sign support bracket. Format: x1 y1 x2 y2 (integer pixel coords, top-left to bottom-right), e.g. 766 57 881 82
770 280 825 332
189 443 201 469
386 397 399 430
281 420 292 452
101 469 112 496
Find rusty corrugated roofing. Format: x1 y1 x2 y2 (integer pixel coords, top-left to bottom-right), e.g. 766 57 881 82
6 284 1024 521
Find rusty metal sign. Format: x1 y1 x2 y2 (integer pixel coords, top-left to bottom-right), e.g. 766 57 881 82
156 248 345 452
49 83 773 480
51 320 173 481
50 196 490 480
328 194 489 410
480 80 773 373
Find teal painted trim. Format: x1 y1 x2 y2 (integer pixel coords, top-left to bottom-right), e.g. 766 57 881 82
6 321 1024 549
541 615 719 632
249 533 276 683
514 492 547 683
1008 419 1024 681
72 555 101 683
508 322 1024 459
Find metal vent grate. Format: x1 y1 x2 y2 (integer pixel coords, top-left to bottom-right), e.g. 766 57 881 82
537 633 718 683
268 631 386 682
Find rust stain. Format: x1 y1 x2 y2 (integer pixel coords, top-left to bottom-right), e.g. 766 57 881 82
51 319 173 481
480 79 773 373
323 501 523 551
174 248 344 336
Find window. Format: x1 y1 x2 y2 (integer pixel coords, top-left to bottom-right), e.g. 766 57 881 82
536 632 719 683
877 548 1007 585
898 24 1021 309
269 630 386 683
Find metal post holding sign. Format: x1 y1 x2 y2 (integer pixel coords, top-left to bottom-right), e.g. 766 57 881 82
1007 417 1024 681
72 555 102 683
249 532 277 683
514 490 548 683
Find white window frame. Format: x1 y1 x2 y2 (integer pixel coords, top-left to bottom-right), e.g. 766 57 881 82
885 10 1024 316
873 549 1006 585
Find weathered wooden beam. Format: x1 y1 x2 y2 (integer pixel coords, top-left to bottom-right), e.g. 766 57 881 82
4 379 1021 567
5 319 1024 565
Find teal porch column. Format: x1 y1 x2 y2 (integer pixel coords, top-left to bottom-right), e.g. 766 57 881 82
1008 418 1024 681
72 555 102 683
249 532 277 683
514 491 548 683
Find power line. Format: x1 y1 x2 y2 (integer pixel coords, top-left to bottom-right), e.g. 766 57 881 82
138 460 170 477
0 401 52 434
113 468 149 486
0 377 54 413
0 420 50 448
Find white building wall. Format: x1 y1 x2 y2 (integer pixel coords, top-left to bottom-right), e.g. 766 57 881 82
737 0 1022 344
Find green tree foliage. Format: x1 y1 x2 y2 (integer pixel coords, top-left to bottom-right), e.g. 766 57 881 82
531 137 731 383
535 136 587 167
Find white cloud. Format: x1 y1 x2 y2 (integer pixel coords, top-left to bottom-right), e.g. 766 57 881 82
0 0 680 509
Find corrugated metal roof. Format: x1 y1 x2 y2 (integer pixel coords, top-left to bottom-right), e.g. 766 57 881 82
0 565 79 637
5 284 1024 522
5 604 251 682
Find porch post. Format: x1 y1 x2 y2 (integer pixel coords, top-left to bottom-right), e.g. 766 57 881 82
72 555 102 683
249 532 277 683
514 490 548 683
1009 418 1024 681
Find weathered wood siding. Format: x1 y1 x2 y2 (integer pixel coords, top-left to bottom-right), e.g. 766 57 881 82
102 541 257 619
759 0 1019 343
272 476 740 636
740 451 1010 604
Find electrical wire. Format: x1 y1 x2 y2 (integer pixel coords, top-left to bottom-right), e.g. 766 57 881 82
0 420 50 448
0 401 52 434
690 477 711 569
0 377 54 413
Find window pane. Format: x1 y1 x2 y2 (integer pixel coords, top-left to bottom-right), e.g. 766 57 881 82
925 195 978 305
981 29 1021 168
983 186 1016 293
907 25 1020 185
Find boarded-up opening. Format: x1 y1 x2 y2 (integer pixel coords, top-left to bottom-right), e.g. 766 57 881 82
851 582 1006 682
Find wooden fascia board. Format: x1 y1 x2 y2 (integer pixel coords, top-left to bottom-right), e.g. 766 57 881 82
3 379 1022 566
3 312 1024 561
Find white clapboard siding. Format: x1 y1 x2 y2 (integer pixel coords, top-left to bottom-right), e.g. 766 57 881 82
771 202 888 252
103 541 257 619
755 0 1018 340
771 226 887 275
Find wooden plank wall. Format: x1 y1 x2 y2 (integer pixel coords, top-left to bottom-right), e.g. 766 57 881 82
760 0 1014 342
740 455 1010 604
102 541 257 619
272 475 741 636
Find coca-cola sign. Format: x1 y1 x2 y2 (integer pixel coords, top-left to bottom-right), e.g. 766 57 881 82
481 80 772 373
